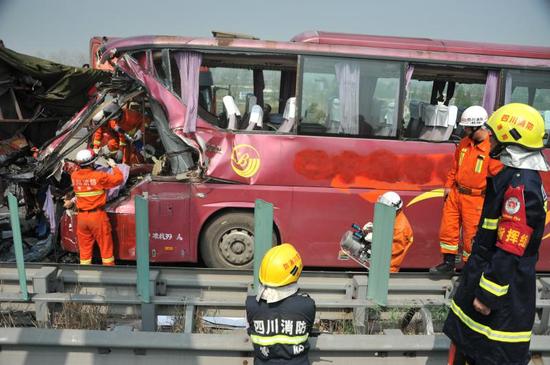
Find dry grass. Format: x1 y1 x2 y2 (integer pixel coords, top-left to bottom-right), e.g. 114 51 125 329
0 308 37 327
49 302 110 330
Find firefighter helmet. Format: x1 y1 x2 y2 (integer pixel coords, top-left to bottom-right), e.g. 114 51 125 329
459 105 488 127
259 243 303 287
486 103 546 150
377 191 403 210
75 149 98 167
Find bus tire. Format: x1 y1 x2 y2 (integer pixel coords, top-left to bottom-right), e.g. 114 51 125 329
200 212 276 269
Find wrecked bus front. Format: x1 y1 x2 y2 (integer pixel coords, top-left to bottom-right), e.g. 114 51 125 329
52 33 550 269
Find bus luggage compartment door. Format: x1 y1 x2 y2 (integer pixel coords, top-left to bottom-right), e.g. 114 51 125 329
147 188 191 262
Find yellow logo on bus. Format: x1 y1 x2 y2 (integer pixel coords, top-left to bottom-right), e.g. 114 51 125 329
231 144 261 178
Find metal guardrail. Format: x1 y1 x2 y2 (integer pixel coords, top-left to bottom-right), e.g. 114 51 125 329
1 265 550 364
0 327 549 365
1 264 549 333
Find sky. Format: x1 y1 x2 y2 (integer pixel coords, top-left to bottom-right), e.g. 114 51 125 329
1 0 550 65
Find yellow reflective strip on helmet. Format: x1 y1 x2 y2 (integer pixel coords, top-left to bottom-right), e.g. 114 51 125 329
479 273 509 297
75 190 105 197
102 257 115 264
80 259 92 265
482 218 498 230
440 242 458 251
450 300 530 343
250 334 309 346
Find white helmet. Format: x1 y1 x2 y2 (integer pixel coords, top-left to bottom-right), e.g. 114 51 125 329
75 149 98 167
377 191 403 210
459 105 488 127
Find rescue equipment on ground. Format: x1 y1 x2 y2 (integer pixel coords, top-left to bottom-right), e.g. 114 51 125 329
340 223 372 270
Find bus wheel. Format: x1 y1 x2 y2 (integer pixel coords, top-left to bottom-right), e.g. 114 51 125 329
200 212 276 269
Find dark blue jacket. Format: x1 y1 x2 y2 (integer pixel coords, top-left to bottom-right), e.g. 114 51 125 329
444 166 547 365
246 292 316 365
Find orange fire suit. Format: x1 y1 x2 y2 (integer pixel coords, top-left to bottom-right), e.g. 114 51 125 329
390 211 414 272
93 109 148 164
71 166 123 265
439 137 502 262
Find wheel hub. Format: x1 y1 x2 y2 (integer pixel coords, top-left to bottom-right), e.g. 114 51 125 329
219 229 254 266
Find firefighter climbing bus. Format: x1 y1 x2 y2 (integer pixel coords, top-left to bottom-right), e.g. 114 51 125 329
10 31 550 270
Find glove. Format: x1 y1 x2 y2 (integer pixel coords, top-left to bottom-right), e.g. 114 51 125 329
364 232 373 243
133 129 143 141
106 158 117 168
363 222 373 231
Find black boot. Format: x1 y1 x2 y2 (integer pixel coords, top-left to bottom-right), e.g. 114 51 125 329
429 254 456 275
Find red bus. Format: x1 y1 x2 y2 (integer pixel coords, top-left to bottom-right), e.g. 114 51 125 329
41 31 550 269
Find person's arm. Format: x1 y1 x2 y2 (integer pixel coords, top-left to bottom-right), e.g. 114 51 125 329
245 296 255 335
444 141 461 190
487 157 504 177
390 224 414 272
99 161 124 188
93 126 104 151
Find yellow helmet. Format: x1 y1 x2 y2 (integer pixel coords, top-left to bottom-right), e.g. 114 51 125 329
486 103 546 150
259 243 303 287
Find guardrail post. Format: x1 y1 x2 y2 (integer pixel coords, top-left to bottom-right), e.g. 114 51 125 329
352 275 368 334
135 194 156 331
7 192 29 301
366 202 395 306
32 266 58 324
253 199 273 294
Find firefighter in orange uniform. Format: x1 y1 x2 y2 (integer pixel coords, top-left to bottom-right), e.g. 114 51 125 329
365 192 414 272
430 106 503 274
444 103 548 364
93 104 148 164
71 149 123 265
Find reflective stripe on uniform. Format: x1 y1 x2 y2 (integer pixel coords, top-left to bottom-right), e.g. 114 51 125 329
482 218 498 230
250 333 309 346
440 242 458 251
474 156 484 174
479 273 509 297
102 257 115 264
462 251 470 259
450 300 531 343
458 149 467 166
80 258 92 265
75 190 105 197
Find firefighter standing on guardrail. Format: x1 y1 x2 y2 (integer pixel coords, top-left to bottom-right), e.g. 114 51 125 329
444 103 548 365
430 106 503 274
246 243 316 365
68 149 123 266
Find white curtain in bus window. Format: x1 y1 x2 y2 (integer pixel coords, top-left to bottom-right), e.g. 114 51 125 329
504 69 550 135
335 61 360 135
300 56 402 137
174 52 203 133
482 70 499 114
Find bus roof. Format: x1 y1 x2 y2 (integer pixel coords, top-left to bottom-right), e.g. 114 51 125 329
291 31 550 60
100 33 550 69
